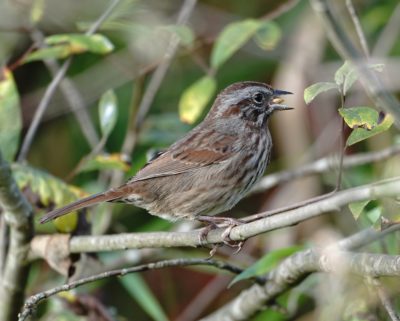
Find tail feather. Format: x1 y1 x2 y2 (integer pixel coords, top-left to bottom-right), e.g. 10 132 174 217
40 189 122 224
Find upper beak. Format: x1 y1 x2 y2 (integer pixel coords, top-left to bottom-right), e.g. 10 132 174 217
270 88 294 111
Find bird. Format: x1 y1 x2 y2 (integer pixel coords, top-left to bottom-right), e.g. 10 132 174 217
40 81 292 234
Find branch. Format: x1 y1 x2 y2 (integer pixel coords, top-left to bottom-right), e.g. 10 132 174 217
24 224 400 321
18 258 244 321
0 152 33 321
201 225 400 321
17 0 121 162
345 0 369 57
30 29 100 149
120 0 197 157
372 279 400 321
252 144 400 194
310 0 400 128
28 177 400 255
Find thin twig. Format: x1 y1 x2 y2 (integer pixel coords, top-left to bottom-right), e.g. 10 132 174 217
262 0 300 20
30 29 100 149
121 0 197 158
251 144 400 194
17 59 72 162
201 250 400 320
310 0 400 128
65 135 109 181
334 94 347 191
17 0 121 162
372 279 400 321
345 0 369 57
109 0 197 197
0 215 7 276
18 258 246 321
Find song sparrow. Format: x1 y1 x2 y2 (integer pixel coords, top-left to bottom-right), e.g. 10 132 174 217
40 82 292 229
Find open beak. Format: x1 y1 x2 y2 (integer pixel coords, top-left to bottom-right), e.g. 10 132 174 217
270 89 294 111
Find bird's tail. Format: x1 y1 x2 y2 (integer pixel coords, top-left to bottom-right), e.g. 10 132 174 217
40 189 123 224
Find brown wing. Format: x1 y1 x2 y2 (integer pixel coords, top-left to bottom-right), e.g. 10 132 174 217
129 130 237 183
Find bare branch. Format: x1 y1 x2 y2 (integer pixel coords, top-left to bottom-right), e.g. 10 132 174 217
345 0 370 57
201 250 400 321
18 258 244 321
0 152 33 321
17 59 71 161
30 29 100 149
200 223 400 321
120 0 198 157
17 0 121 162
27 177 400 255
372 278 400 321
251 144 400 194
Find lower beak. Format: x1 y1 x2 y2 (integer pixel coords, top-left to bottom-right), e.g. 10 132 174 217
270 88 294 111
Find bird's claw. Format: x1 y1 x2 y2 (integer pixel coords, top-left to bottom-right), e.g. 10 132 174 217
197 216 245 255
221 223 244 253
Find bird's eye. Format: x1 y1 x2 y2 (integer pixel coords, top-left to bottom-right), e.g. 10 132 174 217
252 92 265 105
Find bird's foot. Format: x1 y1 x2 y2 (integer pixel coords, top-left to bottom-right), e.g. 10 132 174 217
220 220 244 254
197 216 245 255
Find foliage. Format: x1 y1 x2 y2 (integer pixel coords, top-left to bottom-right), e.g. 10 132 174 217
229 246 303 287
304 61 393 147
22 34 114 64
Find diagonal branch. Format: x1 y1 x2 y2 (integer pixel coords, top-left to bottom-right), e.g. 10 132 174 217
30 29 100 149
201 226 400 321
372 278 400 321
22 226 400 321
120 0 197 157
28 176 400 255
17 0 121 162
18 258 245 321
252 144 400 193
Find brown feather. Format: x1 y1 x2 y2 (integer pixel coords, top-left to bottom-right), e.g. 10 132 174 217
39 187 129 223
129 131 236 183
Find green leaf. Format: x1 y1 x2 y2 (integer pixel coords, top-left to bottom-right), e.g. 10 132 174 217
335 61 384 95
349 200 370 220
334 61 352 87
179 76 217 124
339 106 379 130
229 246 303 287
0 68 21 162
79 153 130 173
98 89 118 137
23 33 114 63
365 206 382 229
304 82 338 104
45 34 114 53
120 274 169 321
22 46 72 63
346 113 393 146
211 19 261 69
254 21 281 50
12 163 87 232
